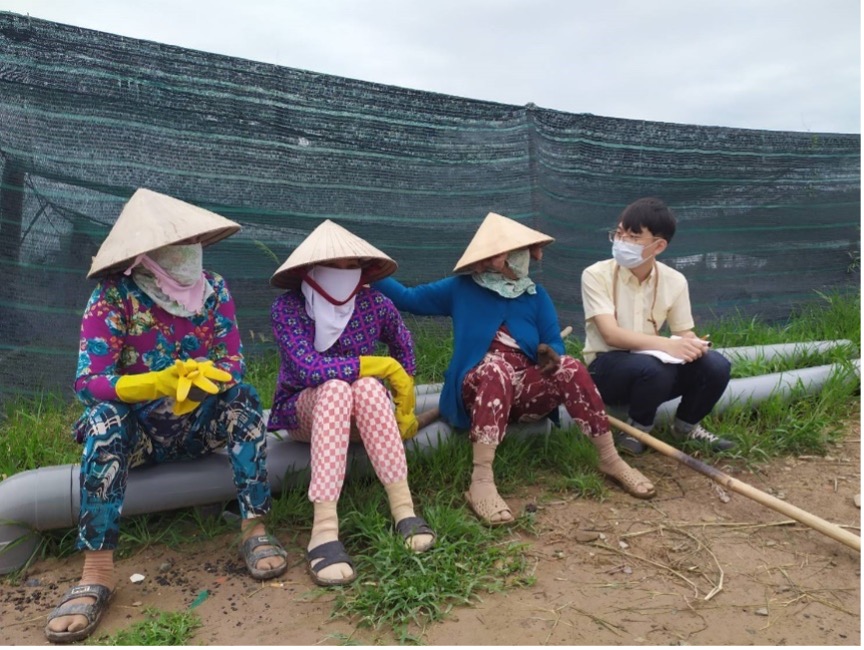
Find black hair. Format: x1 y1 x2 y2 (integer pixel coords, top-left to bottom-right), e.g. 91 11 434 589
617 197 677 242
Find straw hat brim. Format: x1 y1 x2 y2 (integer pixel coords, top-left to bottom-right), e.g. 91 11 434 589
270 219 397 289
452 212 554 273
87 188 241 278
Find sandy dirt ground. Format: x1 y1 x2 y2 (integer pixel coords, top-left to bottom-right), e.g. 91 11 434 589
2 424 860 646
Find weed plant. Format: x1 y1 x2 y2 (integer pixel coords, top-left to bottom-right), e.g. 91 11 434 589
1 291 859 639
89 608 202 645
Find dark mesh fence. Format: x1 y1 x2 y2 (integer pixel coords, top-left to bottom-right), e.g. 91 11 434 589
0 13 859 400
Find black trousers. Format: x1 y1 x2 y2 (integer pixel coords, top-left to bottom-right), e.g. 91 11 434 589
588 349 731 429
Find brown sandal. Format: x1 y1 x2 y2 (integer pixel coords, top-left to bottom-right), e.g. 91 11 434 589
604 465 656 500
464 488 515 526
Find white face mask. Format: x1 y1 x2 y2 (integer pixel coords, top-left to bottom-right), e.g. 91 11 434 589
612 240 650 269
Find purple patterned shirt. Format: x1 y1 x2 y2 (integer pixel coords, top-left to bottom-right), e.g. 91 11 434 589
267 287 416 431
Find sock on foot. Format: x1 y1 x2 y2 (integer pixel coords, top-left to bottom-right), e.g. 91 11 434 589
467 442 513 523
308 501 353 582
384 479 434 552
241 518 284 574
593 431 632 476
593 431 654 497
46 550 114 635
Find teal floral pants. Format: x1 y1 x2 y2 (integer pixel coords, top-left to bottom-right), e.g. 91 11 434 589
73 383 271 551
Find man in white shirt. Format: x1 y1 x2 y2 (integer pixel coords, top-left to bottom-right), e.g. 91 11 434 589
581 197 734 455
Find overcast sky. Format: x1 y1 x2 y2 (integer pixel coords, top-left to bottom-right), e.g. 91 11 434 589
3 0 860 133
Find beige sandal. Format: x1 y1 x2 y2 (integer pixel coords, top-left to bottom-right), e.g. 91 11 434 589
464 488 514 526
604 465 656 500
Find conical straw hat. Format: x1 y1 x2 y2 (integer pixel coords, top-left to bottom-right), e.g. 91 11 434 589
452 212 554 273
87 188 241 278
270 219 397 289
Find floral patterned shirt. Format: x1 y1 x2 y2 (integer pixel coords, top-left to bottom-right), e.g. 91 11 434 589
74 271 244 406
268 287 415 431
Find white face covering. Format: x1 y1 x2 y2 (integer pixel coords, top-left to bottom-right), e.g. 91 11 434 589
301 266 363 352
612 240 651 269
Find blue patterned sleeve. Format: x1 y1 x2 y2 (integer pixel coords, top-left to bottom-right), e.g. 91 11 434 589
73 279 128 405
207 272 244 385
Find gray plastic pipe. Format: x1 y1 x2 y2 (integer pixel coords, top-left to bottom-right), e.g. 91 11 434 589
715 340 854 364
0 342 858 575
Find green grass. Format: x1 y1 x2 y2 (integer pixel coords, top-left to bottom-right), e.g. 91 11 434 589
88 608 202 645
1 290 860 641
0 393 80 480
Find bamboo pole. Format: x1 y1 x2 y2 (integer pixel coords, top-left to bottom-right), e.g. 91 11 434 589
607 415 861 552
416 407 441 430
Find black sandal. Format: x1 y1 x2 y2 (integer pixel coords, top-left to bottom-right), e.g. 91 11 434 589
242 534 288 580
306 540 356 587
44 583 113 643
395 516 437 552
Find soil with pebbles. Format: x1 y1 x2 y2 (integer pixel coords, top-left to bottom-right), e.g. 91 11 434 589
2 424 860 646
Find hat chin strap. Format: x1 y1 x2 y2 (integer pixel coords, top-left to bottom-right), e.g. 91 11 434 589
301 272 363 306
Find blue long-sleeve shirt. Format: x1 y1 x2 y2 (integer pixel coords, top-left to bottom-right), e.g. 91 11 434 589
374 275 564 429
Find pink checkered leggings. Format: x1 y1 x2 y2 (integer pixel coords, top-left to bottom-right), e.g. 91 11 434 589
289 377 408 502
462 348 610 445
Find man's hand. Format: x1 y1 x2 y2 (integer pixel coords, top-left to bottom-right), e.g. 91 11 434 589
664 337 710 362
537 343 560 375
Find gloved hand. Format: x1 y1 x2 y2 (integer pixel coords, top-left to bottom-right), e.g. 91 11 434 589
171 359 233 415
115 366 180 403
171 395 203 416
537 343 561 375
174 359 232 401
395 410 419 440
115 359 233 413
359 356 417 439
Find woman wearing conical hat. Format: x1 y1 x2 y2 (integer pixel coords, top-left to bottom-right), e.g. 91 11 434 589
268 220 436 587
45 189 287 644
375 212 656 526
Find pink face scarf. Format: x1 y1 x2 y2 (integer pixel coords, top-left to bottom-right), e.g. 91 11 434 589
301 265 363 352
125 244 213 317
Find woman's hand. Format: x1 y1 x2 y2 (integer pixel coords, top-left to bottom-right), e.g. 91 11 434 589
537 343 560 375
473 251 519 279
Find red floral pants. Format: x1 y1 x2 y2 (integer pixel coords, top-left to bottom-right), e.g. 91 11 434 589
461 346 610 445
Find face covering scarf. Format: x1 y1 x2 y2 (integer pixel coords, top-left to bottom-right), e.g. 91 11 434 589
472 248 536 299
125 244 213 317
301 265 363 352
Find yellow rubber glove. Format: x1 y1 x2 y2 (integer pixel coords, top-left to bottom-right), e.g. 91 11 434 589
174 359 233 401
115 366 180 403
359 356 417 439
395 410 419 441
171 359 234 415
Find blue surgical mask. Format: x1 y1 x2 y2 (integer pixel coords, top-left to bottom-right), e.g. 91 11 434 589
612 240 648 268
